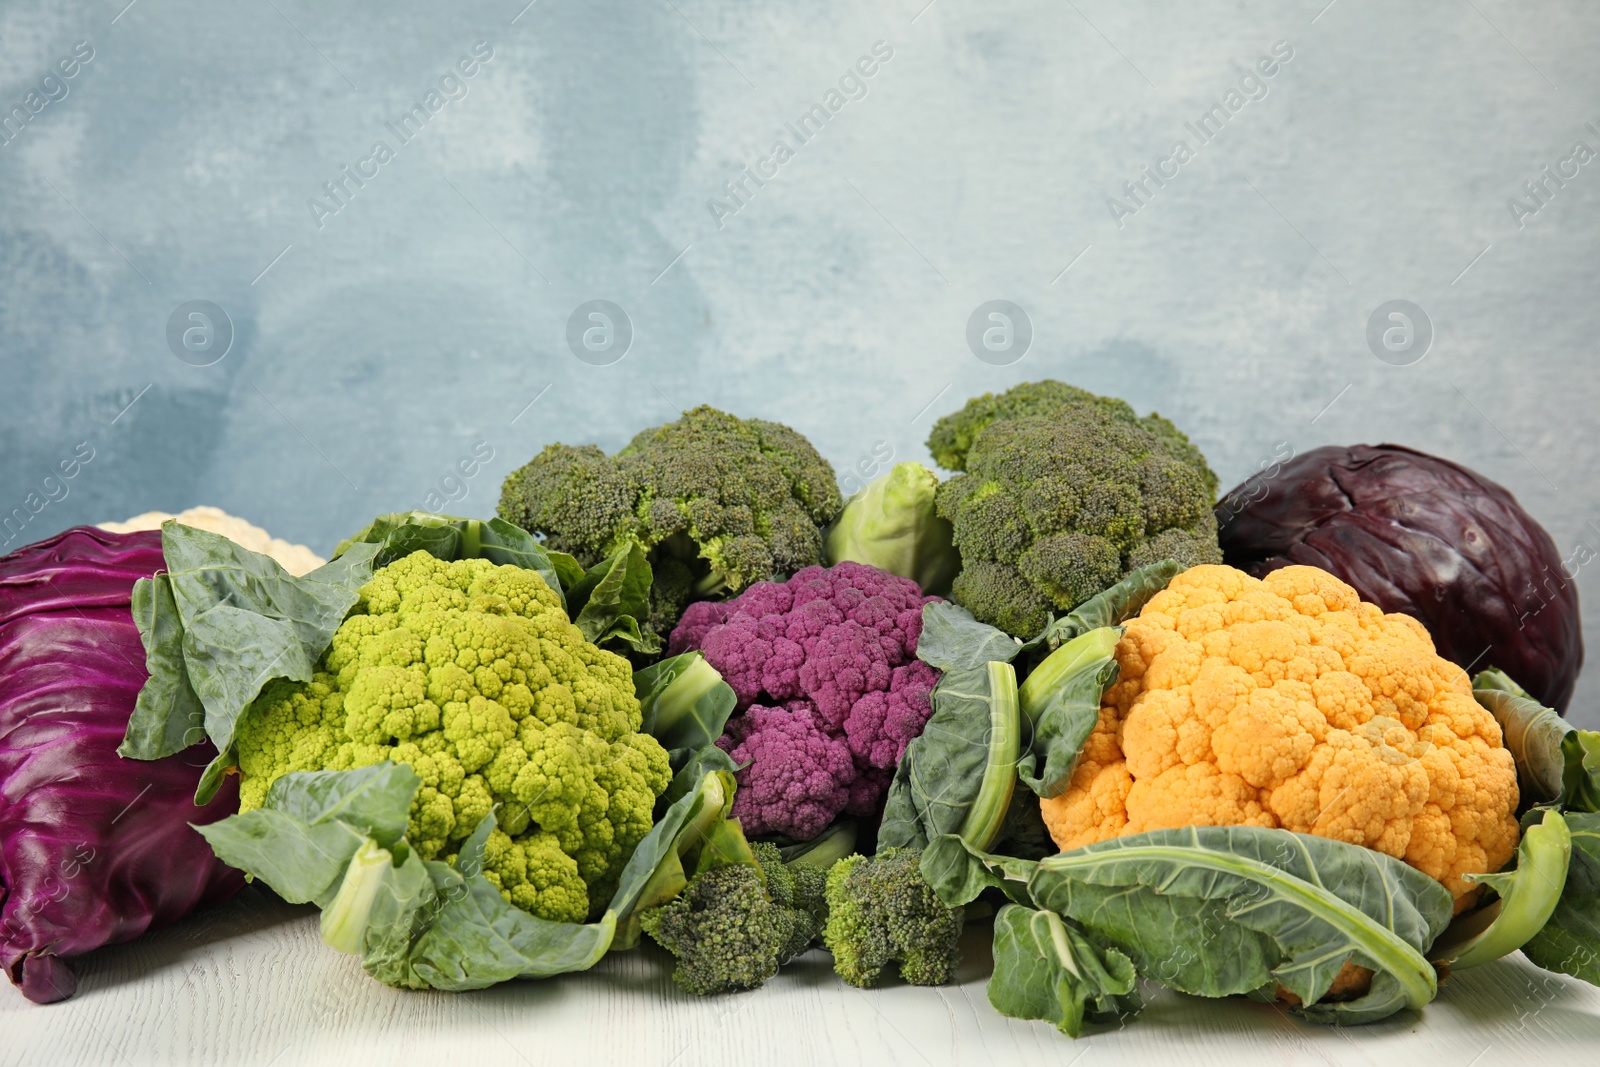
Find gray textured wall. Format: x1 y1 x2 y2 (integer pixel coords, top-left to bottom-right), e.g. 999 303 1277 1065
2 0 1596 723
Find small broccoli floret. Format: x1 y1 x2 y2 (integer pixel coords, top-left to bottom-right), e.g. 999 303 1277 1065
822 848 963 987
930 383 1223 636
497 406 842 636
639 840 828 997
640 864 796 996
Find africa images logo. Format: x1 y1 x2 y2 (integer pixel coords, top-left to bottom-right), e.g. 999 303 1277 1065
1106 41 1294 229
705 40 894 228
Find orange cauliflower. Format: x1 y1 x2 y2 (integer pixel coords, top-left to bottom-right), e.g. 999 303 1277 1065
1039 564 1519 909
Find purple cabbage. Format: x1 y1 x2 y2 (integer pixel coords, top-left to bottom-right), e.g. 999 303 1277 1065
1217 444 1583 713
0 527 243 1004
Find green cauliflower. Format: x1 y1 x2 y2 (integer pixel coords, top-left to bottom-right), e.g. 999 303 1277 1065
497 405 842 634
928 381 1222 637
822 848 964 987
233 550 672 924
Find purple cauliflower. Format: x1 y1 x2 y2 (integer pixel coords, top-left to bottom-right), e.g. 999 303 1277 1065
671 562 940 840
717 703 854 841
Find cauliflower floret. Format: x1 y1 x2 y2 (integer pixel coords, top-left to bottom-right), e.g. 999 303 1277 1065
1039 564 1520 909
718 703 856 840
232 550 672 921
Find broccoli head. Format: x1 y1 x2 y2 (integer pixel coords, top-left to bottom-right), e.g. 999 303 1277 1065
931 385 1222 636
927 379 1219 495
822 848 963 987
639 841 826 995
498 406 842 634
233 550 672 924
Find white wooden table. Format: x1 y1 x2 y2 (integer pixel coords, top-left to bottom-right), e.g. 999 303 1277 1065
6 886 1598 1067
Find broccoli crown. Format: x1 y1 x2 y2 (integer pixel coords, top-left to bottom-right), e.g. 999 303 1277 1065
934 398 1222 636
821 848 963 987
639 843 825 996
233 550 672 924
927 380 1219 496
497 406 843 631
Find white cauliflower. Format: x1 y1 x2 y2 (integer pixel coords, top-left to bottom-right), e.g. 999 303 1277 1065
100 506 325 575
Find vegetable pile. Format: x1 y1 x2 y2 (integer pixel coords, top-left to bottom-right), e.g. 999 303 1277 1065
4 379 1597 1048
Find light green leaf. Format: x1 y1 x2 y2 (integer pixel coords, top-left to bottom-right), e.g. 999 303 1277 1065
262 763 420 849
635 652 737 771
1015 627 1120 798
987 904 1140 1037
1439 809 1571 970
824 462 960 595
920 833 1038 908
916 601 1021 671
198 763 741 991
196 809 368 906
878 661 1019 854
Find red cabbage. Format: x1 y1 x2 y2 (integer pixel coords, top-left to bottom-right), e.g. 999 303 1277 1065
1216 444 1583 713
0 527 243 1004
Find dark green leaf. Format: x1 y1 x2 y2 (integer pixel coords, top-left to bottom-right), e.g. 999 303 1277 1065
119 573 204 760
921 833 1038 908
1519 810 1600 985
1021 560 1179 655
1029 826 1453 1024
1474 669 1600 812
878 661 1019 854
916 601 1022 671
334 512 568 610
636 652 737 771
122 524 375 776
567 544 659 654
987 903 1140 1037
1015 627 1120 798
661 745 739 811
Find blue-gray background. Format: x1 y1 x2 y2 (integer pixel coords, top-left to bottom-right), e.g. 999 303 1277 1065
2 0 1596 723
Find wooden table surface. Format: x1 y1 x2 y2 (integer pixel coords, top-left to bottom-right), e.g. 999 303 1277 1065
6 886 1599 1067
